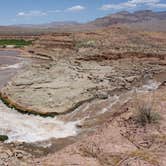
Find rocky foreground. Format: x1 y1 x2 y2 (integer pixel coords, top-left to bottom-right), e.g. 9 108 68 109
0 26 166 165
35 84 166 166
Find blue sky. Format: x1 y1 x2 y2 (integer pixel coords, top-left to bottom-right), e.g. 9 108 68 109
0 0 166 25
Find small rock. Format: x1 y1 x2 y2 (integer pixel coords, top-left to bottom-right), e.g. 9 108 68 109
14 150 26 159
0 152 10 160
97 92 108 99
76 124 83 128
14 150 32 160
125 76 137 83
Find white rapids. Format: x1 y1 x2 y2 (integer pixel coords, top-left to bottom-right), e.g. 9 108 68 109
98 79 161 115
0 79 161 144
0 50 79 144
0 100 79 143
0 63 22 70
0 51 162 144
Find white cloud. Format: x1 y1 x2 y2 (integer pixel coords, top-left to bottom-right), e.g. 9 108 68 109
155 3 166 8
100 0 166 11
100 3 136 10
129 0 160 4
17 10 47 17
17 12 25 16
47 10 62 13
149 3 166 8
67 5 85 12
17 5 86 17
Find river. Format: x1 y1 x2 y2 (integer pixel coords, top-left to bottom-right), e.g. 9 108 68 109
0 50 79 143
0 50 164 149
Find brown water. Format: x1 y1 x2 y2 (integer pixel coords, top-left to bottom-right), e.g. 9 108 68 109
0 50 24 89
0 50 164 149
0 50 50 89
0 50 79 144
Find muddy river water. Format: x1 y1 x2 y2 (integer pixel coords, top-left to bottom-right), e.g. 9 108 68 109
0 50 164 152
0 50 79 144
0 50 23 89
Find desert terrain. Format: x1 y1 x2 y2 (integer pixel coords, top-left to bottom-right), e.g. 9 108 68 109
0 10 166 166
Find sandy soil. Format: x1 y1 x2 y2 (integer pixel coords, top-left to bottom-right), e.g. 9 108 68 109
0 26 166 165
34 84 166 166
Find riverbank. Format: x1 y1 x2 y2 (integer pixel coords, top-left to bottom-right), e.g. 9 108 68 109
0 49 79 143
0 49 80 165
0 26 166 165
35 83 166 166
1 57 166 116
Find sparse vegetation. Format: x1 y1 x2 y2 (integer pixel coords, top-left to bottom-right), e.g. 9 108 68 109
0 135 8 142
0 39 32 47
129 150 159 165
133 91 161 126
135 102 161 125
75 40 96 48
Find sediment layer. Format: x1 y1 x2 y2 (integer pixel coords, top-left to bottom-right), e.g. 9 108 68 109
1 27 166 115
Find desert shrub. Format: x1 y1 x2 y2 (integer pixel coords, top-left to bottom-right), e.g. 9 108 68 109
135 102 161 126
75 40 96 48
0 135 8 142
0 39 32 47
134 91 161 126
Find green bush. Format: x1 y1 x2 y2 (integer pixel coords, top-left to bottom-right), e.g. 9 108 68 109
75 40 96 48
0 135 8 142
0 39 32 47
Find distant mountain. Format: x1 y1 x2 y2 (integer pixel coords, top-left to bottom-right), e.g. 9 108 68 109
0 10 166 35
9 10 166 30
11 21 80 29
89 10 166 28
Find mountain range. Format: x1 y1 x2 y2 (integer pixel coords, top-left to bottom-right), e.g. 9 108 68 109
0 10 166 35
89 10 166 27
12 10 166 28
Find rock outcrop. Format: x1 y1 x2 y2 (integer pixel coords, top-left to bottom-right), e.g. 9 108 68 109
1 27 166 115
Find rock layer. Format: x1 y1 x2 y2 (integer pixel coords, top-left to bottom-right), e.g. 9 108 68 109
1 27 166 115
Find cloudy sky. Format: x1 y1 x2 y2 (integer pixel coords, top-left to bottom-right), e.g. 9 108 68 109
0 0 166 25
